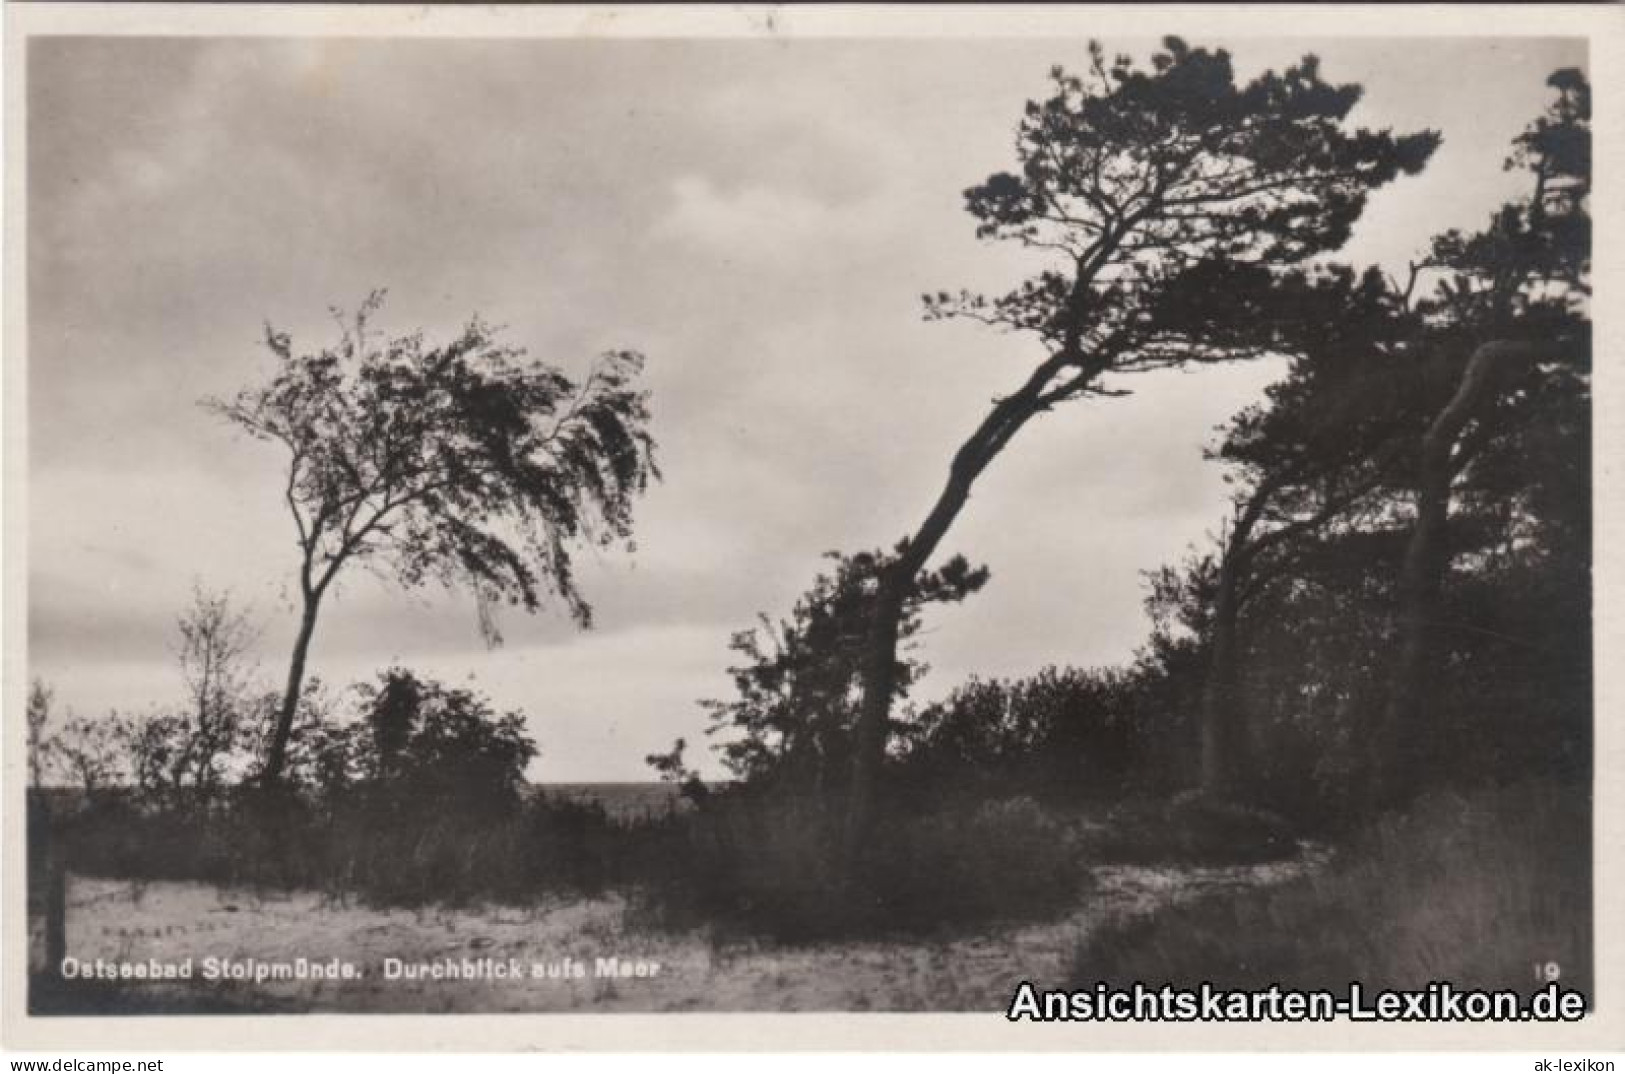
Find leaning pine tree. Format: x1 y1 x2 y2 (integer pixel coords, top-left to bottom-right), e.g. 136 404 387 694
849 38 1440 854
207 292 659 784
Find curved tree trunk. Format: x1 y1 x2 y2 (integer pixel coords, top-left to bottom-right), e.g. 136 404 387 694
1200 548 1249 795
1198 446 1395 799
846 491 964 864
845 351 1080 864
1197 474 1285 797
1373 340 1531 804
843 227 1123 867
262 593 322 784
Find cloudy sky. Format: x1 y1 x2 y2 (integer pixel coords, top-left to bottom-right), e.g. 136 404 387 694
27 33 1584 779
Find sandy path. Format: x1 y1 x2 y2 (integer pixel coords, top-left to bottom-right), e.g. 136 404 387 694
43 855 1321 1013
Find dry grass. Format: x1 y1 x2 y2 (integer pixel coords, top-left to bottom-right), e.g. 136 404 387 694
1072 780 1591 998
639 793 1092 942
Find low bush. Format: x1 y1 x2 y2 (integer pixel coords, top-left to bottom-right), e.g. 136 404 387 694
35 668 660 908
46 784 1090 942
637 791 1089 942
40 786 649 909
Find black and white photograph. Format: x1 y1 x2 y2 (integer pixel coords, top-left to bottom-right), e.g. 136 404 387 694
4 2 1619 1053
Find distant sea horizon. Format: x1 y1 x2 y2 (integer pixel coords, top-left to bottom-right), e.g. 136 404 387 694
29 780 715 822
532 780 720 819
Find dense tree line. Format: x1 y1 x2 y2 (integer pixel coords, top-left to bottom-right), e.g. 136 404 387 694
700 55 1589 838
845 38 1441 852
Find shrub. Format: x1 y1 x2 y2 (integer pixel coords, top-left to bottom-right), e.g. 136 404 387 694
48 786 644 909
40 669 649 908
896 656 1200 804
638 791 1089 942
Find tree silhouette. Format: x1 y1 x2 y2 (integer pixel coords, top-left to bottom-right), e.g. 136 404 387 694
1375 69 1590 801
707 547 987 794
1180 68 1590 808
849 39 1438 851
206 293 659 783
1196 265 1422 794
26 679 54 789
355 668 539 816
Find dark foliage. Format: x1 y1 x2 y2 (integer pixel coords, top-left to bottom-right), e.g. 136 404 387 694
1115 66 1596 820
896 660 1195 802
884 60 1590 830
702 547 988 792
40 671 626 907
850 36 1440 853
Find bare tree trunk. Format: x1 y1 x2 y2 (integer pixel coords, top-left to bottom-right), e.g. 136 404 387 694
263 595 321 784
844 229 1121 866
846 526 944 864
1200 549 1249 795
1373 341 1530 803
1198 471 1297 796
846 353 1077 864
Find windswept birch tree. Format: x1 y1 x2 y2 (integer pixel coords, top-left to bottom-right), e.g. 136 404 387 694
207 293 659 784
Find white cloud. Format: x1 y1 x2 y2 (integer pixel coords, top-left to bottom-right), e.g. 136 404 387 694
656 174 880 264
